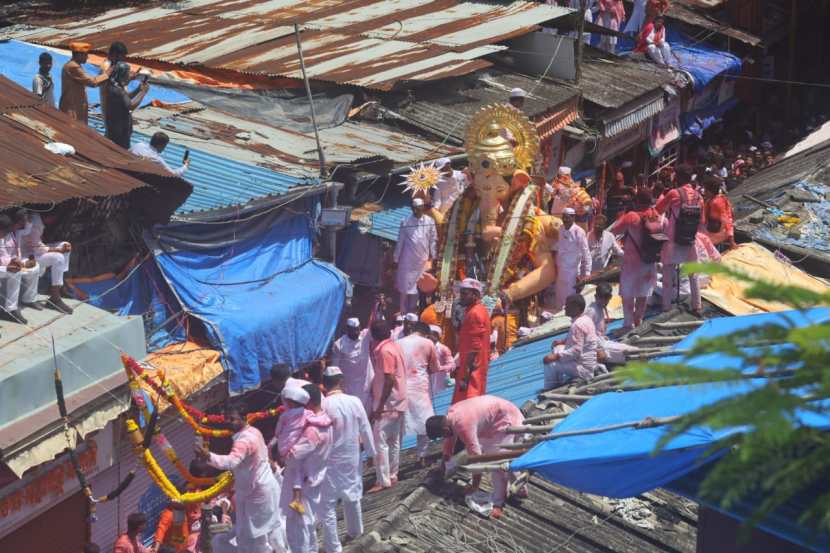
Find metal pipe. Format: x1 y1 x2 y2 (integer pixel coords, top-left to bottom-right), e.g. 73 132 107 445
653 320 704 330
539 392 592 402
293 24 326 178
523 412 570 424
507 424 557 434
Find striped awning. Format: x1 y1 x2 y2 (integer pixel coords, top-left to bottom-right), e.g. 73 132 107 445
602 94 665 138
535 96 581 140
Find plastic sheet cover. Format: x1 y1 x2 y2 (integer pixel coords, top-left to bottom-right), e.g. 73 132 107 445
153 214 348 393
512 308 830 498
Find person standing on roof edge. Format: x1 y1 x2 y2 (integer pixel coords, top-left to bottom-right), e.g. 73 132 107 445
393 197 436 315
543 293 600 388
608 189 664 330
329 317 374 416
702 176 736 249
553 207 591 312
397 321 440 466
320 366 376 553
195 401 282 553
587 214 624 273
367 319 408 493
130 132 190 177
32 52 55 107
452 278 490 404
99 41 129 124
598 0 626 53
60 42 110 124
655 164 704 315
426 395 529 520
105 61 149 149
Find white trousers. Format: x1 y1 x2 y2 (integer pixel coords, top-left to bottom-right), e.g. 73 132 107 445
373 412 403 487
321 490 363 553
553 265 578 312
236 534 273 553
285 508 317 553
647 42 673 65
37 246 70 286
599 12 619 52
414 434 429 460
480 436 520 507
0 265 39 311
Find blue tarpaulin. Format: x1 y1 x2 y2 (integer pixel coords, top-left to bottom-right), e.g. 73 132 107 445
512 308 830 498
70 258 185 351
682 97 738 138
0 39 188 108
617 27 741 91
154 213 349 393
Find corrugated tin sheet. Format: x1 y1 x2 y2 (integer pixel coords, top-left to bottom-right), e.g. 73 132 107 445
87 117 316 215
10 0 572 90
669 0 762 46
0 76 186 208
395 68 580 144
602 93 665 138
367 203 411 241
578 47 674 111
129 101 461 180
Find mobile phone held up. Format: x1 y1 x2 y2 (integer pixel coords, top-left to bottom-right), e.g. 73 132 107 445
183 149 190 163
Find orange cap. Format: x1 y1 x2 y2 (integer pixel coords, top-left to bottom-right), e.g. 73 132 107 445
69 41 92 53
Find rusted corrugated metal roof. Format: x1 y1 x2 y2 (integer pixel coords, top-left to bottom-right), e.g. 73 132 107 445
9 0 571 90
0 76 188 208
129 101 462 178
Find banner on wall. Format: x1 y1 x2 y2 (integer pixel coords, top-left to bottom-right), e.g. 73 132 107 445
649 98 681 156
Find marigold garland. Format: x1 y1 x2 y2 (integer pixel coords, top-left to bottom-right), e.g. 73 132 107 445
126 419 233 504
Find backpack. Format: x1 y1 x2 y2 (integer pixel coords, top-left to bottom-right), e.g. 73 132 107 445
674 187 701 246
626 212 665 264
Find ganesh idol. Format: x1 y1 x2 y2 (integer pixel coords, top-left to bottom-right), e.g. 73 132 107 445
404 104 563 348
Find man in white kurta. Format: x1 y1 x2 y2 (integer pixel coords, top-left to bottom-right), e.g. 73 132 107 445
396 323 440 463
394 198 437 314
554 208 591 312
544 294 599 388
330 317 373 415
432 158 469 215
320 367 377 553
198 406 282 553
587 282 638 364
281 385 333 553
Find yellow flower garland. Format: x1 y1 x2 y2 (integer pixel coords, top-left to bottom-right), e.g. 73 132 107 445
125 419 233 504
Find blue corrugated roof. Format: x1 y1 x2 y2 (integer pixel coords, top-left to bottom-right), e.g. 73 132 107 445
368 204 410 241
88 120 317 214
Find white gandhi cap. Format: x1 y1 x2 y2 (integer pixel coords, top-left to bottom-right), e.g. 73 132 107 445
510 87 527 98
346 317 360 328
282 385 310 405
558 166 571 176
405 312 418 322
412 198 425 207
323 366 343 377
563 207 576 216
429 324 442 337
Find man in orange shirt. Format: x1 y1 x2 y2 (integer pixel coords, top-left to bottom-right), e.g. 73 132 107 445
452 278 490 404
59 42 109 124
152 501 197 552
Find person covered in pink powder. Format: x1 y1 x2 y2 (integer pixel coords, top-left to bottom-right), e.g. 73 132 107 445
396 321 440 465
608 189 666 331
270 385 331 515
429 324 455 395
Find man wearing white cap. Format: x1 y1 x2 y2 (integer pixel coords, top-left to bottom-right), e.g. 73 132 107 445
330 318 373 415
397 322 440 465
508 88 526 110
452 278 491 404
433 158 469 216
394 198 437 314
390 313 405 341
553 208 591 312
428 325 455 394
320 366 376 553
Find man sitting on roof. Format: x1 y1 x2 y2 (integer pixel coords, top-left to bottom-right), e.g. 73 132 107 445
130 132 190 177
426 395 529 520
0 214 40 324
14 208 73 314
543 293 600 388
634 16 676 66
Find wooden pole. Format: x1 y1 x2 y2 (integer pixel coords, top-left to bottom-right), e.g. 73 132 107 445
574 0 587 84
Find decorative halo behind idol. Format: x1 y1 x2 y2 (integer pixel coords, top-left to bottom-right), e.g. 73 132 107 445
402 160 442 197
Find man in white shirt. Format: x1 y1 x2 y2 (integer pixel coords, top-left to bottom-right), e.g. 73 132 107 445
329 318 373 415
587 214 624 273
32 52 56 107
432 158 469 216
553 208 591 312
0 214 40 324
129 132 189 177
320 367 376 553
393 198 436 314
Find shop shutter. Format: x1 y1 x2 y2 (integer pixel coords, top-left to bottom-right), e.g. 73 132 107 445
0 491 87 553
95 416 199 549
